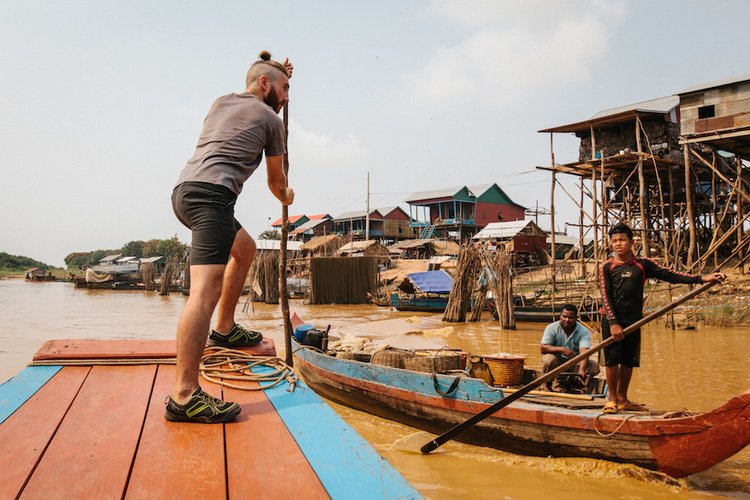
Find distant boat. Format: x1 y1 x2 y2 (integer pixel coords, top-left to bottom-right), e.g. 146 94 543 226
390 270 452 312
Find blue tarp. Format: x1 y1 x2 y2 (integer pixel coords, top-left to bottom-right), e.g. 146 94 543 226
407 270 453 294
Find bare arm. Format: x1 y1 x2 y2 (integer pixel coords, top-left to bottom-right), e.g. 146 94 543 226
540 344 574 358
266 155 294 205
577 346 590 376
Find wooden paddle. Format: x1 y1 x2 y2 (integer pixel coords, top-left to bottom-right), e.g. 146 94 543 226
279 102 293 366
420 280 719 454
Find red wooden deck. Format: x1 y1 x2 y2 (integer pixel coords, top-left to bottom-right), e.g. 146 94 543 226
0 340 329 499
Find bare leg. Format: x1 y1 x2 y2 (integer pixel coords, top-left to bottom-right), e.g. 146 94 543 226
605 365 620 403
172 264 225 403
214 228 256 333
616 366 634 404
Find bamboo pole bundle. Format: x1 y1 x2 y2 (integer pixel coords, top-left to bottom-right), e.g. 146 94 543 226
443 243 479 322
480 247 516 330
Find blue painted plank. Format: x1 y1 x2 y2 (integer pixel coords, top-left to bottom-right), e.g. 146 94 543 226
257 367 421 499
0 365 62 424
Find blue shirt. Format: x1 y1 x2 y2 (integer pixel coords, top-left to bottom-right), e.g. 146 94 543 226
540 321 592 359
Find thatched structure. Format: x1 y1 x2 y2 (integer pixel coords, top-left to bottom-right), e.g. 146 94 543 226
336 240 390 263
300 234 345 258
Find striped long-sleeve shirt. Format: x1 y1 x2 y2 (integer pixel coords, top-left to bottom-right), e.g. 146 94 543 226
600 257 702 326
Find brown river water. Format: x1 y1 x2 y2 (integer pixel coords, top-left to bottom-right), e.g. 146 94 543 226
1 279 749 499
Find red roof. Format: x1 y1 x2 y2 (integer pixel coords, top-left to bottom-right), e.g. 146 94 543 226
271 215 306 227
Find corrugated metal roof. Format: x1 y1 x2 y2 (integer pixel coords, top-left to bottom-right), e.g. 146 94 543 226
290 218 330 234
405 186 464 203
678 73 750 95
100 254 122 262
590 95 678 119
139 256 164 263
540 96 678 133
271 214 307 227
306 213 332 220
473 220 538 240
466 183 495 197
117 256 137 263
333 209 382 221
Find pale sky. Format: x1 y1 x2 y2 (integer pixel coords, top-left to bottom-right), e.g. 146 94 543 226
1 0 747 266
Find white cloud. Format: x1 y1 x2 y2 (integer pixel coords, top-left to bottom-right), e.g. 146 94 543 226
408 0 626 109
287 119 369 171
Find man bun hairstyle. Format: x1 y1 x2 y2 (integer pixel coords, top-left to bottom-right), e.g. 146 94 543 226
608 222 633 240
246 50 288 88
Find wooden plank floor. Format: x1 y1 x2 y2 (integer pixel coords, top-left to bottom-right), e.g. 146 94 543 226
0 340 420 499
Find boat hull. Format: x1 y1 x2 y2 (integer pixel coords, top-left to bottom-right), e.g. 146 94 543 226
293 342 750 477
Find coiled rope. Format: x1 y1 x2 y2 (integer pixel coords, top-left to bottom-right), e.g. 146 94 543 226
199 346 297 391
592 413 637 437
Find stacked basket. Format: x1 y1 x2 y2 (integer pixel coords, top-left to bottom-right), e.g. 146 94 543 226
482 354 526 386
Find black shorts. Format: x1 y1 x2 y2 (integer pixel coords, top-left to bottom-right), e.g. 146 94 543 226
601 318 640 368
171 181 241 265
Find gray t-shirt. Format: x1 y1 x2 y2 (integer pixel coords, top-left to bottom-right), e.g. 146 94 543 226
540 321 592 358
175 92 286 195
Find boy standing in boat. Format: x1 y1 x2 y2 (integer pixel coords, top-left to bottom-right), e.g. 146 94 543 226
600 223 725 414
165 52 294 423
540 304 600 392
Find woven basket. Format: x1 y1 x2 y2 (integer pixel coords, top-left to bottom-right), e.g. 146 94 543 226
403 351 462 373
483 355 526 386
371 349 413 369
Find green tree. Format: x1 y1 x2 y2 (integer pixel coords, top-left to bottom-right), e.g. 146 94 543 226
121 240 144 258
259 230 281 240
0 252 48 270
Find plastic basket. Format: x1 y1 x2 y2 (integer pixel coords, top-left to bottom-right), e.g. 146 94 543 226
483 354 526 386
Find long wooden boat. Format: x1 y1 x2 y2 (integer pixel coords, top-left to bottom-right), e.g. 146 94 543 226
390 292 449 312
292 338 750 478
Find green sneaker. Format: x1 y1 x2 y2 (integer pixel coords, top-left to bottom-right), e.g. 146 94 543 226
164 387 241 423
208 323 263 348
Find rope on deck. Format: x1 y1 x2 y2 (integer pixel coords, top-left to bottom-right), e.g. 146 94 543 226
199 346 297 392
592 413 637 437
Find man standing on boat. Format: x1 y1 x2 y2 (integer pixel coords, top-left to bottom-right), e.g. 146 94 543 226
600 223 725 414
165 51 294 423
540 304 600 392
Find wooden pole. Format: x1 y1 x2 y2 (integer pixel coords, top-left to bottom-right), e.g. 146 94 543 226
667 167 676 266
365 171 370 241
280 103 293 366
600 151 607 239
550 133 556 301
592 164 599 284
579 177 585 277
738 156 745 274
635 119 648 257
684 144 697 267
